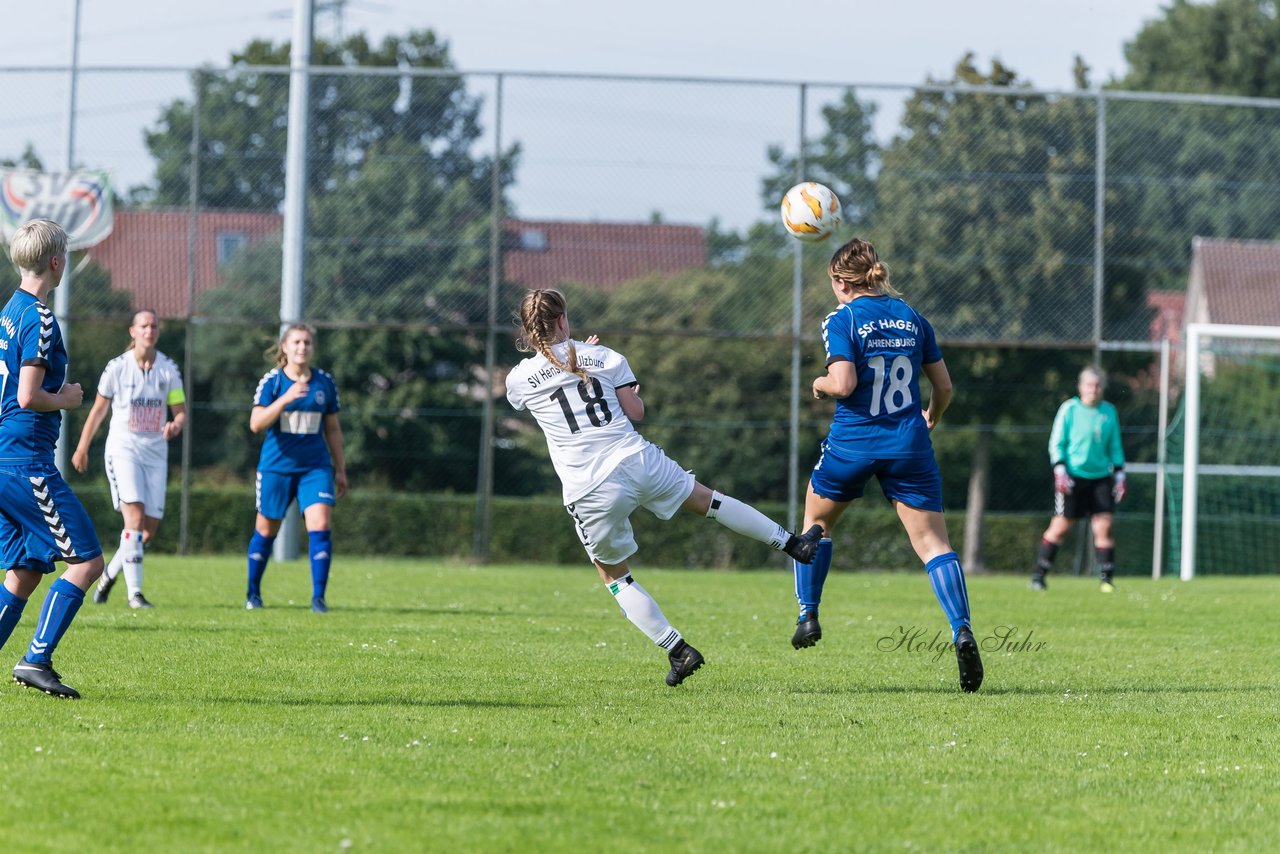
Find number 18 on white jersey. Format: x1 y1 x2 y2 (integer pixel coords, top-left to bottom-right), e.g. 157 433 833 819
505 340 648 504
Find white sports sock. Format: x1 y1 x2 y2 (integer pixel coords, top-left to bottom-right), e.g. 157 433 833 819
706 491 789 550
608 575 682 650
103 547 125 582
120 530 145 597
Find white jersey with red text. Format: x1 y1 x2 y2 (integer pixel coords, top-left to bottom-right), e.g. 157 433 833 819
506 340 648 504
98 349 185 466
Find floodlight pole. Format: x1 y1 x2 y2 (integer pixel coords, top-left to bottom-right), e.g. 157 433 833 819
787 84 808 533
275 0 315 562
55 0 83 475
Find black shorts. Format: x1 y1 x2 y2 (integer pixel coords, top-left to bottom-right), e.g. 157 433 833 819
1054 475 1115 519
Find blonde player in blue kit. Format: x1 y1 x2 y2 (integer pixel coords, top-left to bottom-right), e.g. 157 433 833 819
0 219 105 699
245 323 347 613
73 309 186 609
789 237 983 693
507 289 821 688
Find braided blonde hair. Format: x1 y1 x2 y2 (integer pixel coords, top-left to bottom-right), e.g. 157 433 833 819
829 237 901 296
517 289 590 386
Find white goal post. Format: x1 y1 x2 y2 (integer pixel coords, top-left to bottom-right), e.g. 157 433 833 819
1180 322 1280 580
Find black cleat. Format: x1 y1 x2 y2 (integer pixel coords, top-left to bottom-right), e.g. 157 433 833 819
783 524 824 564
954 626 984 693
93 572 117 605
791 612 822 649
1029 574 1047 591
665 640 705 687
311 596 328 613
14 660 80 699
128 592 154 609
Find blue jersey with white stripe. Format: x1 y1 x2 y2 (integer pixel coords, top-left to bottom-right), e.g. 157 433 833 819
253 367 340 474
820 295 942 459
0 289 66 463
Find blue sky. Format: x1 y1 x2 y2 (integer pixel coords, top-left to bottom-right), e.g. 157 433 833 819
4 1 1173 228
10 0 1166 88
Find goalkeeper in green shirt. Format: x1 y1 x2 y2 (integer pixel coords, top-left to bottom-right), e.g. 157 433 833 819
1030 366 1126 592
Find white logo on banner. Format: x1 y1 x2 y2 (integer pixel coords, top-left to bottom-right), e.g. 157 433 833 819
1 170 114 250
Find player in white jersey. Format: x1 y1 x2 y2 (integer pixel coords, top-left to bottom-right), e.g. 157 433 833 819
72 310 186 609
506 289 822 687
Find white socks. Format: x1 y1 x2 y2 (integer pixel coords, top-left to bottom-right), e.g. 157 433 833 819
118 530 145 597
705 491 789 550
608 574 681 651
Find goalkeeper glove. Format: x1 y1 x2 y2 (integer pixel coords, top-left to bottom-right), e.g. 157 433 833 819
1112 471 1127 503
1053 464 1074 495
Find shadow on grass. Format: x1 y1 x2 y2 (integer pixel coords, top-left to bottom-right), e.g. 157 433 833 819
185 695 561 709
791 683 1279 696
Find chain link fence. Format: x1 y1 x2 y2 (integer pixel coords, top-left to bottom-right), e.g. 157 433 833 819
5 65 1280 571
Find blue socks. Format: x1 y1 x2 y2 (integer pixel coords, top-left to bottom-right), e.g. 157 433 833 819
247 531 276 599
0 586 28 652
926 552 972 639
308 530 332 599
25 578 85 665
793 538 833 618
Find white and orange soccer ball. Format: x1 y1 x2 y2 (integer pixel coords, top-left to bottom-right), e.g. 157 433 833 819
780 181 842 243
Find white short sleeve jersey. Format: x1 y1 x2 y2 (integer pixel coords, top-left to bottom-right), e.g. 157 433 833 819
98 349 185 466
506 340 648 504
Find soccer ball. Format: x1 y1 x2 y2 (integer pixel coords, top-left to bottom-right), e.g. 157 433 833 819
780 182 842 243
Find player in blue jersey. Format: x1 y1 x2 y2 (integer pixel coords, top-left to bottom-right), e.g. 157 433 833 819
1030 366 1126 593
790 237 982 692
0 219 105 699
245 323 347 613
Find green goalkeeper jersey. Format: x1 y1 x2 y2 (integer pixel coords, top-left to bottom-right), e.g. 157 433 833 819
1048 397 1124 479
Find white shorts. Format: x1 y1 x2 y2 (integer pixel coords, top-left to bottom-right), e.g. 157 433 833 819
105 452 168 519
565 444 696 566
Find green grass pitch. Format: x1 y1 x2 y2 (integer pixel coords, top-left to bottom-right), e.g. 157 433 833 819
2 558 1276 852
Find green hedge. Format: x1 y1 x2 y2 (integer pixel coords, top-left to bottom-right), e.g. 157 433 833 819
74 486 1154 575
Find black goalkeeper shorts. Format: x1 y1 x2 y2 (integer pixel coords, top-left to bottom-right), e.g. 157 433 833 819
1054 475 1115 519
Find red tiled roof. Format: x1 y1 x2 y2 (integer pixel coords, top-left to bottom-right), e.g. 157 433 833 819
503 220 706 291
1188 237 1280 328
87 212 707 317
89 209 281 317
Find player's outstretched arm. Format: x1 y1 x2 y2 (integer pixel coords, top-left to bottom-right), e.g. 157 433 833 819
72 393 113 472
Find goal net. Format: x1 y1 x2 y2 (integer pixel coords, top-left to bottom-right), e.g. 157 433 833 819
1166 323 1280 578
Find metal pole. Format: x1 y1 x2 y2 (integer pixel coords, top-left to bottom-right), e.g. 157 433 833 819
1151 337 1170 579
55 0 83 475
180 71 204 556
1180 326 1202 580
474 74 504 563
1092 90 1106 363
275 0 315 563
787 83 807 532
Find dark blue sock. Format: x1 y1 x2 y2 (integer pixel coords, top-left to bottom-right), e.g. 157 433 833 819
308 530 332 599
926 552 971 640
25 578 85 665
0 586 29 653
793 538 833 617
247 531 276 598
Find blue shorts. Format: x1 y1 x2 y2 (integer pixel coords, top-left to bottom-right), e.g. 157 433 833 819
0 461 103 573
255 468 336 520
809 442 944 512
